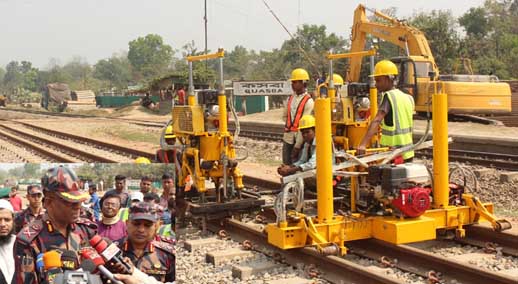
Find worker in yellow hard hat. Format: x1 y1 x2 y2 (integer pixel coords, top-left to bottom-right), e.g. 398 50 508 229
283 68 314 165
327 73 344 86
156 124 179 164
278 114 317 177
357 60 415 163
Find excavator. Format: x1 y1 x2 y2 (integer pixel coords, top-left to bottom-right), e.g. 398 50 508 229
348 4 511 115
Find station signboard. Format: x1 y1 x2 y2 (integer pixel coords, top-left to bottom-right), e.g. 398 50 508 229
233 81 291 96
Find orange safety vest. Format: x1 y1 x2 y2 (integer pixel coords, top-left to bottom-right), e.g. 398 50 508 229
284 94 310 132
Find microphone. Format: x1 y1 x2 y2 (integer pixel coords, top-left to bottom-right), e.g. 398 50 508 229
36 253 44 275
89 235 132 274
42 250 63 284
80 250 123 284
60 250 79 271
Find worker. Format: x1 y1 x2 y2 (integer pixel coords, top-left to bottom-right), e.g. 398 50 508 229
176 85 186 105
278 115 319 176
282 68 314 165
156 125 180 167
357 60 415 162
329 73 344 95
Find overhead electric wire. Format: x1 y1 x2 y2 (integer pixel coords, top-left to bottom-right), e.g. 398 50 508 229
261 0 321 77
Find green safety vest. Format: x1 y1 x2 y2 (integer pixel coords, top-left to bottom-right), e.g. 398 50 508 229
380 89 415 160
158 224 174 238
118 208 129 222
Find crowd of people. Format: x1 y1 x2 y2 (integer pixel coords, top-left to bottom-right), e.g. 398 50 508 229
0 166 175 284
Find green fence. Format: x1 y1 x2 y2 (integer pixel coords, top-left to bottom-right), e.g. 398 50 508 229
233 96 267 114
96 95 160 108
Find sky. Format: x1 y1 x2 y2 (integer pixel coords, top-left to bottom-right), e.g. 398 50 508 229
0 0 485 69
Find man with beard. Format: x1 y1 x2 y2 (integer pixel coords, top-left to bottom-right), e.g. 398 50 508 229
0 200 15 284
97 191 127 241
14 185 45 233
14 166 98 284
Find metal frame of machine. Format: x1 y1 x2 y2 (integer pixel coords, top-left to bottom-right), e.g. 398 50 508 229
265 50 512 256
169 48 264 222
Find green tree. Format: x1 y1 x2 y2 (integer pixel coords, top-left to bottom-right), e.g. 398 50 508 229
20 61 39 92
93 55 133 90
280 24 347 80
128 34 173 80
409 10 461 74
62 57 94 90
459 7 489 38
0 67 5 85
224 45 258 80
3 61 23 100
22 164 40 179
458 0 518 78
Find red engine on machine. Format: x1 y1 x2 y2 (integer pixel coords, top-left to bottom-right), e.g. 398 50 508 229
364 163 433 218
391 186 432 218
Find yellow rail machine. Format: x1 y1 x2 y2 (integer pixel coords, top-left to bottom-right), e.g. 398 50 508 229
266 51 511 256
171 48 264 220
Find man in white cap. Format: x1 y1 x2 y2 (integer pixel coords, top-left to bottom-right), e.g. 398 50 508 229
0 199 15 284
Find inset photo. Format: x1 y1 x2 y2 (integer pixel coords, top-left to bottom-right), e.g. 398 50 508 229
0 163 175 283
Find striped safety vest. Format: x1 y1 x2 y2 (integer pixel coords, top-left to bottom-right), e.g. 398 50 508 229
380 88 415 160
284 94 311 132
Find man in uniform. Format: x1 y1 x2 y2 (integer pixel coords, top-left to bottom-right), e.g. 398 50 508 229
14 185 45 233
357 60 415 162
119 202 175 283
282 68 314 165
14 166 98 284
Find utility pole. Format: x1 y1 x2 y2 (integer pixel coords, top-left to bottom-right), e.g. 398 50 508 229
204 0 208 73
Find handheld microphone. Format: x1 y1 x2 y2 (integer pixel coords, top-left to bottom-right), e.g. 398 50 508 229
36 253 44 274
89 235 132 274
80 250 124 284
42 250 63 284
60 250 79 271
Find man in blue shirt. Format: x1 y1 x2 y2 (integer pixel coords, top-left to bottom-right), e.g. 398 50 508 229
87 184 100 221
277 115 318 176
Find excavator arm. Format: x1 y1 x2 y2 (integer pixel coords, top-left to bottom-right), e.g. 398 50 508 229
349 4 437 82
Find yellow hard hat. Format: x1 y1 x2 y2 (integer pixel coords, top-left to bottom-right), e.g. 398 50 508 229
165 125 176 139
298 115 316 130
135 157 151 164
326 73 344 86
372 60 398 77
290 68 310 81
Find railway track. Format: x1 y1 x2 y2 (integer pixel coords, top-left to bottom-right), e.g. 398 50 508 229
179 176 518 284
0 120 155 162
0 107 166 128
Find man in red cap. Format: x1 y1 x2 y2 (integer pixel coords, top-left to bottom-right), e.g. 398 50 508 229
14 166 98 284
14 185 45 233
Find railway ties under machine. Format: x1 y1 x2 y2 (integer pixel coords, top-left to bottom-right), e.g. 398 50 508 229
161 48 265 230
